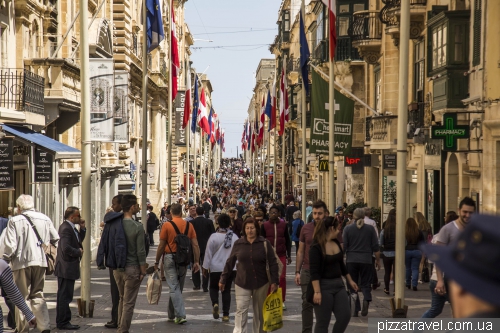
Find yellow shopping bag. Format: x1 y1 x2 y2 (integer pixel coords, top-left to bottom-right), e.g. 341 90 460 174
262 288 283 331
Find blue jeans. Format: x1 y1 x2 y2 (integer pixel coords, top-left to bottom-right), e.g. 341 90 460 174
421 280 448 318
405 250 422 287
164 254 187 319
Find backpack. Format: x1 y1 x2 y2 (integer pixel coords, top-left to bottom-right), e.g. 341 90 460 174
167 221 192 266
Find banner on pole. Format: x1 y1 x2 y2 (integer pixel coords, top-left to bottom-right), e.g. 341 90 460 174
174 90 187 146
114 71 129 143
90 59 115 141
309 70 354 156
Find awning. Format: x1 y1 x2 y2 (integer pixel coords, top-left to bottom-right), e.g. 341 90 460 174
3 124 81 160
295 181 318 190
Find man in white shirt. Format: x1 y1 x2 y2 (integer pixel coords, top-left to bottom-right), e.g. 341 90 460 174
3 194 59 333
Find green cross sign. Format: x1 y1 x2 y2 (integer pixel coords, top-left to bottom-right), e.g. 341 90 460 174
431 113 470 151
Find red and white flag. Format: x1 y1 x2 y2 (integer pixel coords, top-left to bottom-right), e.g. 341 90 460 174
279 67 289 136
171 0 180 100
197 88 210 134
182 63 191 129
321 0 337 60
258 96 265 145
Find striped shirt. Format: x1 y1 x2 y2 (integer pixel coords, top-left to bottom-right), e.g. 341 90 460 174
0 259 35 331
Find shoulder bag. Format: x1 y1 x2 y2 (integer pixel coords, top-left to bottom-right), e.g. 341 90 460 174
22 214 57 275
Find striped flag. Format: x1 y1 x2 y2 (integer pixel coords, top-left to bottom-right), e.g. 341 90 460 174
321 0 337 60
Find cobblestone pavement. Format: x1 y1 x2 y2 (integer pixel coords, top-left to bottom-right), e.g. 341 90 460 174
2 232 452 333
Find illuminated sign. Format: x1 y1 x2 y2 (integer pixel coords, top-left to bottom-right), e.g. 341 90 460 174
430 113 470 151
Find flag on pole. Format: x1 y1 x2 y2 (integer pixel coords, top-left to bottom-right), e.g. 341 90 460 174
207 107 213 142
191 75 199 133
216 120 221 144
258 96 265 146
299 10 311 95
321 0 337 60
270 74 277 131
221 130 225 152
264 90 272 120
197 88 211 134
241 122 247 150
182 64 192 129
279 67 289 136
171 0 180 100
146 0 164 52
246 120 251 145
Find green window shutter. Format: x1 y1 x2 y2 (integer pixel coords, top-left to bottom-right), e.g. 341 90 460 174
472 0 481 66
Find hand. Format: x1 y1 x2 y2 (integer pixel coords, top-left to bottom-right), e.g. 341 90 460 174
269 283 278 293
154 263 159 271
202 268 208 278
80 219 86 229
375 260 381 271
193 263 200 273
295 272 301 286
28 318 37 328
219 283 225 292
435 280 446 295
139 274 145 282
349 280 359 292
287 257 292 265
79 248 84 256
313 292 322 305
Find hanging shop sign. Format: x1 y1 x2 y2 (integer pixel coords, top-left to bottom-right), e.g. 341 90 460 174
310 70 355 156
34 148 53 183
174 90 187 146
318 160 329 172
383 154 397 169
430 113 470 151
90 58 115 142
0 137 14 190
344 147 364 174
113 71 129 143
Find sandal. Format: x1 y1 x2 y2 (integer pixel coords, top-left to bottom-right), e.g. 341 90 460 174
383 288 390 295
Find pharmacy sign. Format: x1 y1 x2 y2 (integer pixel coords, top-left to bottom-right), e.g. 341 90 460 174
430 113 469 151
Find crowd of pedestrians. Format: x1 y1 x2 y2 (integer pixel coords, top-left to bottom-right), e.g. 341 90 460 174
0 158 499 333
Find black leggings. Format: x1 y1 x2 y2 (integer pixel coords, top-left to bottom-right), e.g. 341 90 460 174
382 256 395 291
209 271 235 316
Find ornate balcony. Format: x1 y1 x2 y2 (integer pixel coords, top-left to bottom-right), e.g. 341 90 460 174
0 68 45 115
379 0 427 44
350 10 383 64
366 114 398 150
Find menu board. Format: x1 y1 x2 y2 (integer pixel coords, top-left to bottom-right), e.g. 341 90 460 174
34 148 53 183
0 138 14 190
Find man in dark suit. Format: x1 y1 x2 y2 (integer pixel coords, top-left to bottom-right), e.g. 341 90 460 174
55 206 86 330
191 206 215 291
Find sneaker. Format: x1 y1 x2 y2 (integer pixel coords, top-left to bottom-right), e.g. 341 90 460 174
167 318 175 322
418 280 423 284
390 280 394 285
222 316 230 322
213 304 220 319
174 317 187 325
282 303 287 311
361 300 369 316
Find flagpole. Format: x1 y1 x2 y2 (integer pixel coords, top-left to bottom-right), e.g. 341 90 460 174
281 55 286 208
208 139 212 189
167 1 173 205
201 132 205 193
328 7 335 212
80 0 91 312
141 0 148 230
394 0 410 315
273 126 276 200
301 0 307 222
266 121 270 193
193 128 197 204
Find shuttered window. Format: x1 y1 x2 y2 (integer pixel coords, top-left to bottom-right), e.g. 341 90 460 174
472 0 481 66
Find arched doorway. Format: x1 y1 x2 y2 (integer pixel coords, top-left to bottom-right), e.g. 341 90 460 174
446 154 459 212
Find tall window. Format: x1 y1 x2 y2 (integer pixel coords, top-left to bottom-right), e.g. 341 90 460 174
0 25 7 67
374 66 381 112
431 23 447 70
414 40 425 101
316 10 324 47
472 0 481 66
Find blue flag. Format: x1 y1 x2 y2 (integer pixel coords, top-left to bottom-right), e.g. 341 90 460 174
207 108 213 142
191 75 199 133
299 11 310 95
146 0 164 53
264 90 272 119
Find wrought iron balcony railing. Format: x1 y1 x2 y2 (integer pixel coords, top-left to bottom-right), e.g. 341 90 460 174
0 68 45 115
380 0 427 27
351 10 383 42
407 102 425 139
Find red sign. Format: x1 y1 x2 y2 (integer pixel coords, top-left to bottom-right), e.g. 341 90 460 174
345 157 361 165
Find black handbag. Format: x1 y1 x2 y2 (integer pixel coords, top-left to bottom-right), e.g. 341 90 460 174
421 259 430 283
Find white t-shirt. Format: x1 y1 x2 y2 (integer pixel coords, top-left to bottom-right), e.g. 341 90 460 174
364 217 379 238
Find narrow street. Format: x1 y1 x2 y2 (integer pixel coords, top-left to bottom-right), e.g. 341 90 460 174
2 230 451 332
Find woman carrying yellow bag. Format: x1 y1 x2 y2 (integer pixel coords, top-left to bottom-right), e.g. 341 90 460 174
220 218 279 333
